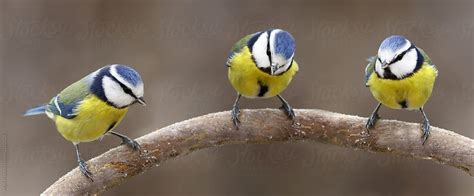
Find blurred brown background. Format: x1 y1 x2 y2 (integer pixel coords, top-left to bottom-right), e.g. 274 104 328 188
0 0 473 195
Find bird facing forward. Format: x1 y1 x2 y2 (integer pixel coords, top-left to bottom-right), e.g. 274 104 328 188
365 35 438 144
24 64 146 180
227 28 299 128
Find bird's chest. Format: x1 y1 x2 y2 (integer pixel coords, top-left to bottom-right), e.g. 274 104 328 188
367 66 437 110
55 96 128 143
229 68 293 98
228 55 296 98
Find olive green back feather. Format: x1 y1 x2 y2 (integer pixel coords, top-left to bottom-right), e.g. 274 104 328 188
232 33 254 53
365 56 377 86
226 33 256 67
47 77 91 119
417 47 433 65
56 77 90 104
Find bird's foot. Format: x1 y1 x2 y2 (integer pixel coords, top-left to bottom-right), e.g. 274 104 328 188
231 104 241 129
121 136 141 151
421 119 431 145
365 112 380 133
280 103 296 125
78 159 93 181
110 131 141 151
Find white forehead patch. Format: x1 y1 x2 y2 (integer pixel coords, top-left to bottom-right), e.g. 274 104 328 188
132 82 144 97
252 32 271 68
273 54 294 75
102 76 136 108
268 29 281 62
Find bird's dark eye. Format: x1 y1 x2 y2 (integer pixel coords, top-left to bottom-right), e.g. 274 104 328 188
115 78 137 99
390 45 415 64
392 53 404 63
107 74 139 106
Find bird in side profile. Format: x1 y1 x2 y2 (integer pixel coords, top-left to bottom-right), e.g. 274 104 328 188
24 64 146 180
227 28 299 128
365 35 438 144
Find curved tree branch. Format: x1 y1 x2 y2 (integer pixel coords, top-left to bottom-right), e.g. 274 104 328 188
42 109 474 195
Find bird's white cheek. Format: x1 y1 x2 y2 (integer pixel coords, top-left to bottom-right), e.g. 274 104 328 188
102 76 135 108
389 50 417 78
252 32 271 68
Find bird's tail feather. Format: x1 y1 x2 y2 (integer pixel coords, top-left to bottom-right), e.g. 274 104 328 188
24 104 47 116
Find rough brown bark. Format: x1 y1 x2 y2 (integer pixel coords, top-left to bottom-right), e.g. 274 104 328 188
42 109 474 195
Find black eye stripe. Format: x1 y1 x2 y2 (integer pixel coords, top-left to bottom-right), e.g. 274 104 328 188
378 45 424 80
109 75 137 99
389 44 416 65
120 83 136 98
266 31 272 65
392 52 405 63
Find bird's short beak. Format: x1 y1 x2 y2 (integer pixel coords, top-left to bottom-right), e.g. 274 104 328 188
137 97 146 106
381 62 389 69
270 64 277 75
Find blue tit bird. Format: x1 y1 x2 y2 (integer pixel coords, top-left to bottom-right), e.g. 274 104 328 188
365 35 438 144
227 28 299 128
24 64 146 180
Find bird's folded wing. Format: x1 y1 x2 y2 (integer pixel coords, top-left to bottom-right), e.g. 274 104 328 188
226 33 256 67
365 56 377 86
47 78 90 119
416 47 433 66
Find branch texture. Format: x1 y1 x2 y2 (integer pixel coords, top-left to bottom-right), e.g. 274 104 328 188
42 109 474 195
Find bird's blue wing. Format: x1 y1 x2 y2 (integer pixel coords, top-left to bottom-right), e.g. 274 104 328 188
46 78 90 119
46 96 82 119
365 56 377 87
24 104 47 116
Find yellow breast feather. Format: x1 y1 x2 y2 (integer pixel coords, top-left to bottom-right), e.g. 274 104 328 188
228 47 298 98
367 64 438 110
54 95 128 143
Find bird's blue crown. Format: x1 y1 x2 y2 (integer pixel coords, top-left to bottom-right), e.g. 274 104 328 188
90 64 143 106
273 30 295 59
114 64 143 87
247 29 295 59
379 35 409 52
